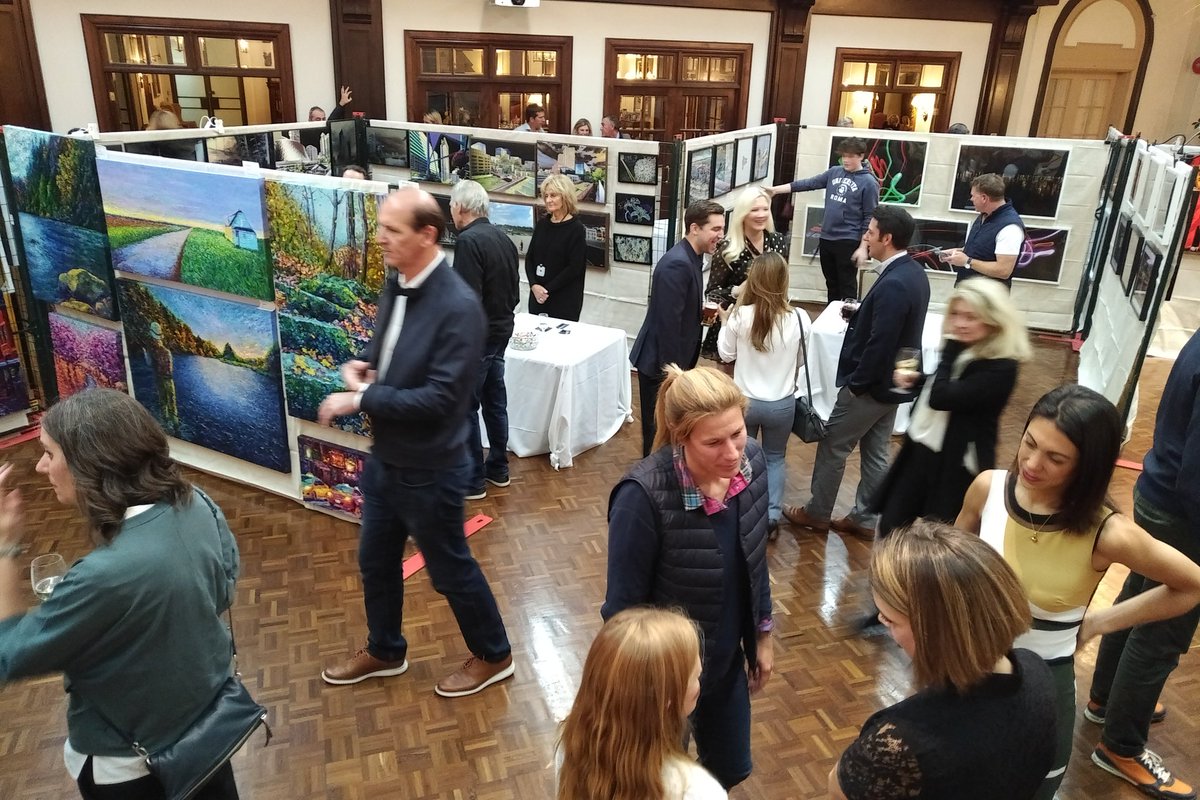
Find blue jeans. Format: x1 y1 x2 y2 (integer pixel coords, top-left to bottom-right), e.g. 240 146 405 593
1089 489 1200 757
691 653 752 789
744 396 794 523
358 456 511 663
467 340 510 487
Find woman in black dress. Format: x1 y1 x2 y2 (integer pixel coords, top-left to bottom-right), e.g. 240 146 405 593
526 173 587 321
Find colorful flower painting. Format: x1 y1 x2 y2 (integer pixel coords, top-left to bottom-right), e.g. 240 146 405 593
298 435 368 520
48 312 127 399
98 151 273 300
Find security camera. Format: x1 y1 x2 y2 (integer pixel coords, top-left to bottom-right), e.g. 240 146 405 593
494 0 540 6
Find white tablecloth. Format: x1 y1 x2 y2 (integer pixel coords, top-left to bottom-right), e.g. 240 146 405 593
483 313 633 469
805 302 944 435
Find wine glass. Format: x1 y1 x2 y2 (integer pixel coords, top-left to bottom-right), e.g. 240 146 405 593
892 347 921 393
31 554 67 602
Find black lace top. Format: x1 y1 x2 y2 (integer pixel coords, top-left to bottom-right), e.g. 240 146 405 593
700 230 788 358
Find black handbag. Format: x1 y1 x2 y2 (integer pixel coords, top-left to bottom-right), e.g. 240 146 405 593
789 309 828 443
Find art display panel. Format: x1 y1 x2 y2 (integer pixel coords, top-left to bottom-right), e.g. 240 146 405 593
613 233 653 265
535 141 608 202
951 144 1070 219
3 126 116 318
468 138 536 197
298 435 368 520
117 279 290 472
266 176 386 436
409 131 469 184
48 312 127 399
830 135 926 206
615 193 655 226
687 147 713 205
617 153 657 185
98 153 273 301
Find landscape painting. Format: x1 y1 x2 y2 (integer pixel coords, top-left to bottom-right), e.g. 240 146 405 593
618 153 657 185
832 135 927 206
535 141 608 202
468 138 536 197
491 201 535 256
118 279 290 472
98 153 273 300
48 312 127 399
688 147 713 205
952 144 1070 218
298 435 368 520
3 126 115 317
409 130 469 184
267 175 386 436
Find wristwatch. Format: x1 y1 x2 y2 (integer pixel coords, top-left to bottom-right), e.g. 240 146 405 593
0 543 27 560
965 256 973 268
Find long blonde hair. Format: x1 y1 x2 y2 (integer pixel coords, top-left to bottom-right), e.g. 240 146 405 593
945 278 1032 361
735 252 792 352
721 185 775 262
652 365 747 452
557 608 702 800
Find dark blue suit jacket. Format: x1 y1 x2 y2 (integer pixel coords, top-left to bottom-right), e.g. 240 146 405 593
630 239 703 376
838 253 930 403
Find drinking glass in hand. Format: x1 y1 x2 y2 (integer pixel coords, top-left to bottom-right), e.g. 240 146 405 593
839 298 860 323
893 347 921 393
31 553 67 602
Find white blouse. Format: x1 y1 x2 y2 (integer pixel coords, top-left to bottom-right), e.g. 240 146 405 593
717 305 811 402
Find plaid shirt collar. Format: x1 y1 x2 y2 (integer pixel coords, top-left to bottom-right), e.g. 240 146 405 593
673 446 753 515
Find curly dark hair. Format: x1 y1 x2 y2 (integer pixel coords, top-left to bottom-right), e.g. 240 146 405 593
42 389 192 543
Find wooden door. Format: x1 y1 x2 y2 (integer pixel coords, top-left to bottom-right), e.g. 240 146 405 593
0 0 50 129
1038 70 1118 139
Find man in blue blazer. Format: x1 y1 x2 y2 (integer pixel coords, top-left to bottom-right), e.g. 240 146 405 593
317 187 514 697
784 205 930 539
629 200 727 456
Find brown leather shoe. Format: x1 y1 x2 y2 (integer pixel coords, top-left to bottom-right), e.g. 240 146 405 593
832 516 876 541
782 504 830 531
435 654 515 698
321 648 409 685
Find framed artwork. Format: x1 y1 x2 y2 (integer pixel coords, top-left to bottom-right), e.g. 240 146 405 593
831 135 927 206
615 192 655 226
1121 235 1144 294
687 147 713 205
1109 213 1132 276
364 125 408 182
490 201 536 256
1014 227 1069 284
752 134 771 182
799 206 825 257
408 130 469 184
204 133 272 169
435 195 458 248
328 118 361 174
48 312 127 399
535 140 608 202
298 435 369 520
613 233 653 265
124 138 205 162
735 137 754 187
713 141 734 197
272 130 330 176
117 279 290 472
907 218 969 272
540 206 610 269
98 153 273 301
951 144 1070 219
618 152 658 185
467 138 536 197
1128 238 1162 320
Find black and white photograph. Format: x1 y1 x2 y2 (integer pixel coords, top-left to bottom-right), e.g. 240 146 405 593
687 146 713 205
615 193 655 226
617 152 658 185
1110 212 1132 276
753 133 771 181
951 144 1070 219
713 141 734 197
1128 238 1162 319
365 125 408 182
204 133 272 168
613 233 653 265
735 137 754 187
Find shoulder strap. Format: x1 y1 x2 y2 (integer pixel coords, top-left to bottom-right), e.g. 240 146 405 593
792 309 814 399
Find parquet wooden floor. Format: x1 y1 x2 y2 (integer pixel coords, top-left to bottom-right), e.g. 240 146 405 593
0 333 1195 800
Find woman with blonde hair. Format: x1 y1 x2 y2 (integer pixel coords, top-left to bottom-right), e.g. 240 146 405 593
700 186 787 359
830 521 1057 799
526 173 587 320
557 608 724 800
603 365 772 790
716 252 811 537
571 118 593 137
872 277 1033 538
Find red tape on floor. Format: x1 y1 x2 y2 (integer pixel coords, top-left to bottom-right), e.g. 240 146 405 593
401 513 493 579
1115 458 1143 472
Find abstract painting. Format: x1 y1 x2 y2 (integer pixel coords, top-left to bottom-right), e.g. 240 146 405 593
735 137 754 187
613 233 653 265
267 174 386 436
1014 227 1068 284
98 152 273 300
468 138 536 197
831 135 927 206
1128 239 1162 320
615 193 655 226
687 147 713 205
908 218 969 271
298 435 368 520
205 133 272 168
3 126 115 318
713 142 734 197
951 144 1070 219
118 279 290 472
753 134 771 182
0 294 29 416
535 141 608 202
48 312 127 399
618 153 657 185
409 130 469 184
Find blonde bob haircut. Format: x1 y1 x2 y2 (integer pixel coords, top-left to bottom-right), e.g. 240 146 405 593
557 608 702 800
540 173 580 218
652 364 747 452
721 185 775 263
870 520 1030 693
946 278 1033 362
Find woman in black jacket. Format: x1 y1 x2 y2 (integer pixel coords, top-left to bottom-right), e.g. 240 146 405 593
526 173 587 321
872 277 1031 538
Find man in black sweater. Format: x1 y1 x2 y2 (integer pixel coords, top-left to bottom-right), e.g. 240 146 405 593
317 187 514 697
449 180 520 498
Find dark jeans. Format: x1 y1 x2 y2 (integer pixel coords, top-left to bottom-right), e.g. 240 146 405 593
818 238 861 304
77 759 238 800
467 339 510 487
358 456 511 663
1089 489 1200 757
691 653 752 790
637 370 666 458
